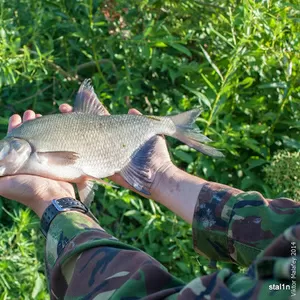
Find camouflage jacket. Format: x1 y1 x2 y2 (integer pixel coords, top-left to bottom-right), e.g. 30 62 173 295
46 182 300 299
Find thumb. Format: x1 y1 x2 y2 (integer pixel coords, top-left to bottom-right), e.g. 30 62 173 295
128 108 142 115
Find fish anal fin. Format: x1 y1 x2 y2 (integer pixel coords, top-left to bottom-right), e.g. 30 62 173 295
74 79 108 115
77 181 95 207
36 151 80 166
120 137 157 196
77 178 118 207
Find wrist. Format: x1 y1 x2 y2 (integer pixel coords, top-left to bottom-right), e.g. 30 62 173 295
151 164 207 224
40 197 96 237
150 163 178 204
33 192 75 219
34 200 53 219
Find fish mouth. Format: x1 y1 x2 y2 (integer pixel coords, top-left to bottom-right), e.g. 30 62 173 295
0 140 10 161
0 138 33 175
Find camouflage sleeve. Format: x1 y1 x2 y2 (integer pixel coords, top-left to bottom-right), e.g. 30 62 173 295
193 182 300 266
46 203 300 299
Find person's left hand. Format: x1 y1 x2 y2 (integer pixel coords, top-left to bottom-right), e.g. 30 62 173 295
0 110 75 218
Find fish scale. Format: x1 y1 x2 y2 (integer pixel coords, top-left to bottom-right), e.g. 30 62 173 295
0 80 224 206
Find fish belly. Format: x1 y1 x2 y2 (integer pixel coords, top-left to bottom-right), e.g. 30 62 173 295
18 155 86 182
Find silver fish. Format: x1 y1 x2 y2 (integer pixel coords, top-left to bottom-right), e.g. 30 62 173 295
0 80 224 206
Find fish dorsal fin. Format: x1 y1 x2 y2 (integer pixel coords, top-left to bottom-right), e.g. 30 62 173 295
74 79 108 115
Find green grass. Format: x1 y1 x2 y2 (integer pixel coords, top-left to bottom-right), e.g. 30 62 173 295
0 0 299 298
0 208 47 299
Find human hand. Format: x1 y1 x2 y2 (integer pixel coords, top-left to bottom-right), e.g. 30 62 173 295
0 111 75 218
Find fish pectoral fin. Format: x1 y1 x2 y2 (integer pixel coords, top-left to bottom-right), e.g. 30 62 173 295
74 79 108 115
36 151 80 166
77 181 95 207
120 137 157 196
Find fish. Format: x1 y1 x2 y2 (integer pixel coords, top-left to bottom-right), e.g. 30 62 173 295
0 80 224 206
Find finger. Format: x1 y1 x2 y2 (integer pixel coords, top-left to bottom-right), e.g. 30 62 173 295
59 104 73 113
23 110 36 122
128 108 142 115
8 114 22 133
36 114 42 118
59 103 111 116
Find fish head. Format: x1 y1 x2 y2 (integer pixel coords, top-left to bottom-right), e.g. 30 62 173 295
0 138 32 176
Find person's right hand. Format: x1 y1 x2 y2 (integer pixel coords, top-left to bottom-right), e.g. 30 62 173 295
59 104 176 199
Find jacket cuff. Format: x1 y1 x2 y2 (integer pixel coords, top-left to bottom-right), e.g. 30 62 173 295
46 211 109 270
192 182 242 263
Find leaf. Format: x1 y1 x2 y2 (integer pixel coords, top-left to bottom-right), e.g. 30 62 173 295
241 175 255 190
125 227 142 238
144 20 154 37
200 45 223 81
182 84 211 108
282 136 300 150
176 261 190 273
258 82 287 89
279 121 300 129
249 124 268 134
149 200 157 215
0 117 8 125
168 43 192 57
200 73 217 94
208 25 234 48
101 215 116 226
141 45 152 59
174 149 194 163
31 273 44 298
242 138 263 155
124 210 139 217
148 229 160 243
169 69 180 84
246 158 267 170
153 41 167 47
114 54 124 60
239 77 255 88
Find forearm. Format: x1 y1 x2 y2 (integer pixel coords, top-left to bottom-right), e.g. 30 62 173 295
151 165 300 266
151 165 206 224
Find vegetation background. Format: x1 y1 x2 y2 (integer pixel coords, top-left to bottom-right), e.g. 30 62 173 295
0 0 299 298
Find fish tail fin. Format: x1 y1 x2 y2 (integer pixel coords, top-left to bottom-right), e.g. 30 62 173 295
169 108 224 158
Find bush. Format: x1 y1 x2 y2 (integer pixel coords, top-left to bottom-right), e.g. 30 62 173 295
0 0 299 298
264 150 300 200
